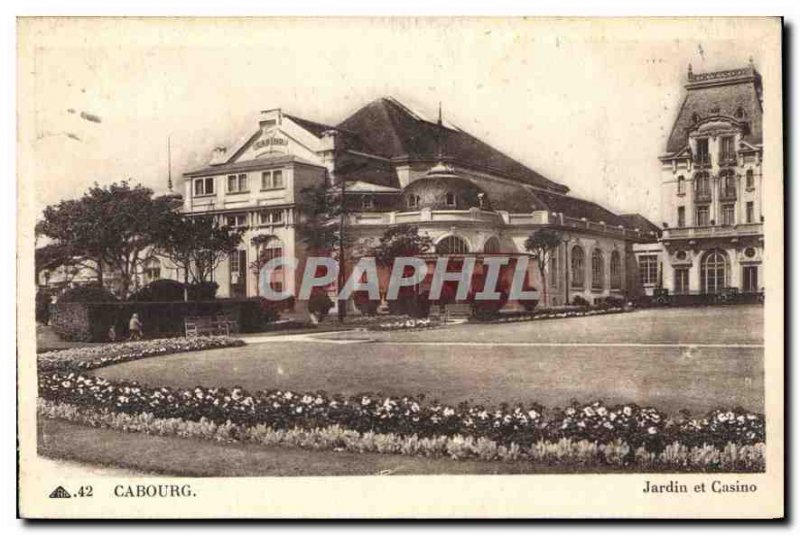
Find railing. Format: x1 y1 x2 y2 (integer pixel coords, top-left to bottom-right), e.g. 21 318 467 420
695 189 712 202
662 222 763 240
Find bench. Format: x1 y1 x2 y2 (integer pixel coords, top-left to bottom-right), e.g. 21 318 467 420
184 315 237 337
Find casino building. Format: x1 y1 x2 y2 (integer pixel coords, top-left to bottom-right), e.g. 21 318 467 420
180 97 658 307
637 62 765 299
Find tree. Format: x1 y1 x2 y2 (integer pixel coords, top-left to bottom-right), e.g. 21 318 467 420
36 181 176 298
295 181 356 321
369 224 433 267
523 228 564 307
153 213 243 300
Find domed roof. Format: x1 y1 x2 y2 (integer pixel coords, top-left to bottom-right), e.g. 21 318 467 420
401 164 492 211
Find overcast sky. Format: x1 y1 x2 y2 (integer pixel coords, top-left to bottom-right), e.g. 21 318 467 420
23 18 770 222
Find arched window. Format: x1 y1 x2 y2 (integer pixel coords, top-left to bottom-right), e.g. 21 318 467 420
483 236 501 254
591 249 604 289
701 250 729 295
435 235 469 255
570 246 585 289
694 172 711 198
610 250 622 290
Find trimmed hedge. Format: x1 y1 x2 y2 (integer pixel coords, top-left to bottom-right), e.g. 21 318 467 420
51 299 275 341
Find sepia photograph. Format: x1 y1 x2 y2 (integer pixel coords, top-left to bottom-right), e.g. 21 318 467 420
16 16 784 519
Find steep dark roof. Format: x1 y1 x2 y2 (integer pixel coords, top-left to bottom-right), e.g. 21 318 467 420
618 213 662 237
665 66 763 154
336 97 569 194
530 190 628 227
283 114 339 138
334 151 400 189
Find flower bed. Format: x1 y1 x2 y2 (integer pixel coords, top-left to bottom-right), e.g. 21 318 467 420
38 399 765 471
369 318 439 332
37 336 246 374
473 306 629 324
39 373 764 460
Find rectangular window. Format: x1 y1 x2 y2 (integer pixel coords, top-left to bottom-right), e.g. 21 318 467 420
746 169 755 190
194 177 214 196
674 268 689 295
720 136 735 162
228 174 248 193
677 206 685 228
259 210 283 225
746 202 754 223
226 214 247 228
695 138 709 165
361 196 374 209
445 192 456 206
696 206 710 226
677 176 685 195
722 204 735 226
743 266 758 293
550 254 559 288
638 255 658 286
261 170 285 190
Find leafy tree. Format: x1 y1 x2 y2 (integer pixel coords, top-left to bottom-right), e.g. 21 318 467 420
153 213 243 299
369 224 433 267
523 228 564 307
36 181 176 298
295 181 355 320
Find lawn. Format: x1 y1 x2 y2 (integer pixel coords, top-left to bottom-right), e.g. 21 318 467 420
90 306 764 415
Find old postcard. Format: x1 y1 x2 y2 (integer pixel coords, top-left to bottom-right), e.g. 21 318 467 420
17 16 784 518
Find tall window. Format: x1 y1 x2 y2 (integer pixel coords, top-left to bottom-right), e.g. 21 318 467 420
407 195 420 209
674 268 690 295
746 202 754 223
720 136 735 162
261 169 284 189
720 170 736 198
435 235 469 255
695 138 709 165
743 266 758 293
701 250 728 294
722 204 735 226
746 169 754 190
570 246 585 289
677 206 686 228
444 192 456 207
638 255 658 286
194 177 215 196
550 253 559 288
610 251 622 290
695 172 711 198
591 250 604 290
677 175 685 195
696 205 710 226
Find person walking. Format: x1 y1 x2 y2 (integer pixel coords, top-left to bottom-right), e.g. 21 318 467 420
128 313 143 340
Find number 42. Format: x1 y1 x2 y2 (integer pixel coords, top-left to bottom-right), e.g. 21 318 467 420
76 486 93 497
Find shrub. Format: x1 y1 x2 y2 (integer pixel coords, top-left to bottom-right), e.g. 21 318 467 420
128 279 186 302
571 295 590 307
353 291 380 316
59 285 118 303
187 281 219 301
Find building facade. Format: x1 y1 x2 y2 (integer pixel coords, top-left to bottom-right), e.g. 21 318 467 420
180 98 658 307
645 63 764 298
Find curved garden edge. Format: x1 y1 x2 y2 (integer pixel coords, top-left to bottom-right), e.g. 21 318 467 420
38 400 765 473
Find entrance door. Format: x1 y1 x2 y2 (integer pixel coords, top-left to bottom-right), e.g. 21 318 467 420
230 249 247 297
674 268 689 295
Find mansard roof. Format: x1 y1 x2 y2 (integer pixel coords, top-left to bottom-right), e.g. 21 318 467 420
665 65 763 155
336 97 569 194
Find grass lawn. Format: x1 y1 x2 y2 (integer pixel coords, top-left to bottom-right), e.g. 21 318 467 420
38 418 642 477
90 306 763 415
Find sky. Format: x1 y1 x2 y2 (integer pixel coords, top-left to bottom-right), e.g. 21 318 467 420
21 18 771 222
